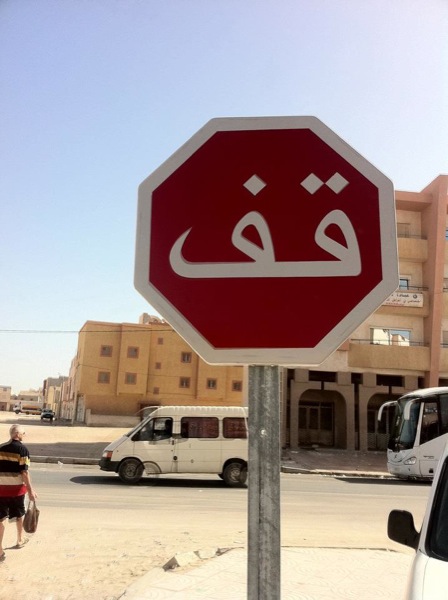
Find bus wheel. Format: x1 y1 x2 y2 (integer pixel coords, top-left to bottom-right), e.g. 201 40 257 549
118 459 144 484
223 462 247 487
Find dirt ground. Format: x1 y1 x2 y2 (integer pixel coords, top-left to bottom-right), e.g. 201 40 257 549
0 413 222 600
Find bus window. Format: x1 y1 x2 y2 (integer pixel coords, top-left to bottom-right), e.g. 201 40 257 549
420 402 440 445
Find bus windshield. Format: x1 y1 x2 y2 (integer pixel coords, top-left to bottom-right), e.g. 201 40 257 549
388 398 421 451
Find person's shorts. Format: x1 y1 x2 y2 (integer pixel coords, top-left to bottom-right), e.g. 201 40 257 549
0 495 26 522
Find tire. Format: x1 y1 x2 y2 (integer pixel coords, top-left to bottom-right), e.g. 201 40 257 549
118 458 144 484
222 462 247 487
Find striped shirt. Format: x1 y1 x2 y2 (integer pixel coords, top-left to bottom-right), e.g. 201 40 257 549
0 439 30 497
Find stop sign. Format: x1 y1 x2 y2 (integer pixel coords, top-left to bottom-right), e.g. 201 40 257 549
135 116 398 365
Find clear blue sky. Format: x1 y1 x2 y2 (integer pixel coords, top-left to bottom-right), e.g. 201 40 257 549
1 0 447 394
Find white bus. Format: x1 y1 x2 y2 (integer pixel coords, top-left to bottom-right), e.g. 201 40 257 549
378 387 448 479
99 405 248 486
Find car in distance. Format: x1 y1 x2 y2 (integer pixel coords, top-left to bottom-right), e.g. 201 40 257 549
40 409 56 422
388 442 448 599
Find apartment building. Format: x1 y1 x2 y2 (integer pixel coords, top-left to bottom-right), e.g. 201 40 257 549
284 175 448 453
63 315 245 425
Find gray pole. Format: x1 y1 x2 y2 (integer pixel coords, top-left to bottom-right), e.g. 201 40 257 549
247 365 281 599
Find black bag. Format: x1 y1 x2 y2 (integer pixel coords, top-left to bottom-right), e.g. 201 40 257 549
23 500 40 534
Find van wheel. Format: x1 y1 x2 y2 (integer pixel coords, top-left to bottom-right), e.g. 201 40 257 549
223 462 247 487
118 459 144 484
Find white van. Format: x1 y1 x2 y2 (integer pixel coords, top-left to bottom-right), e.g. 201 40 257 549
99 406 248 486
388 441 448 599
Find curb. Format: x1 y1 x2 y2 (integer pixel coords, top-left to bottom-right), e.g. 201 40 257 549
31 456 99 466
281 465 393 478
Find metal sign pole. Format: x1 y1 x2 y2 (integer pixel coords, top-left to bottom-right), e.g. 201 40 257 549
247 365 281 600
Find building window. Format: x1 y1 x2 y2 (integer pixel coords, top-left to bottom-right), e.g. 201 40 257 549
155 362 162 369
206 378 217 389
399 278 410 290
370 327 411 346
100 345 112 357
125 373 137 385
232 380 243 392
397 222 410 238
98 371 110 384
127 346 139 358
181 352 192 363
179 377 190 388
153 387 160 394
157 337 164 345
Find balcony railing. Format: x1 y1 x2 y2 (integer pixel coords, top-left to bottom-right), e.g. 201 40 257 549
350 339 426 347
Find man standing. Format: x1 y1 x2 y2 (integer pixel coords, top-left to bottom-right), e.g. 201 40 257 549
0 424 37 562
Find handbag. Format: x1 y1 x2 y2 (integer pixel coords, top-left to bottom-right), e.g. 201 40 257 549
23 500 40 534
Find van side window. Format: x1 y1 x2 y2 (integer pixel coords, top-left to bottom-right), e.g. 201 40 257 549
181 417 219 438
153 418 173 440
223 417 247 439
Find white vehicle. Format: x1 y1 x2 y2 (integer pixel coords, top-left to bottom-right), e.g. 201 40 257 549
388 441 448 599
378 387 448 480
13 400 43 415
99 405 248 486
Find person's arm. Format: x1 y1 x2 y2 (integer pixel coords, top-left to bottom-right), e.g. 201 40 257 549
22 470 37 501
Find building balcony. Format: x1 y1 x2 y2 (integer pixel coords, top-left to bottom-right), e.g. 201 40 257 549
348 340 430 371
397 236 427 262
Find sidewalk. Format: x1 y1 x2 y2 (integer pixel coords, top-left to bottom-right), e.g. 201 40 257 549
121 547 413 600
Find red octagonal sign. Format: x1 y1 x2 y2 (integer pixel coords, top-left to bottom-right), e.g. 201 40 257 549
135 117 398 365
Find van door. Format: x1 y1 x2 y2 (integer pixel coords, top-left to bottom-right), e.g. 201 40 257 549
132 417 175 474
173 416 222 474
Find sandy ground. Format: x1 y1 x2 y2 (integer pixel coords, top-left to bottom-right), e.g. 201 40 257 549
0 414 243 600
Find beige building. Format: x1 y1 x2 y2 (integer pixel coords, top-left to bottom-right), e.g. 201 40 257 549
286 175 448 452
63 315 245 426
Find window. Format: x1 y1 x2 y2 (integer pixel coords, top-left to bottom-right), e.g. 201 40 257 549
127 346 139 358
206 378 217 389
370 327 411 346
181 352 192 363
155 362 162 369
397 222 410 238
98 371 110 384
223 417 247 439
153 417 173 440
181 417 219 438
157 337 164 345
100 345 112 357
399 278 410 290
153 387 160 394
232 381 243 392
179 377 190 388
125 373 137 385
